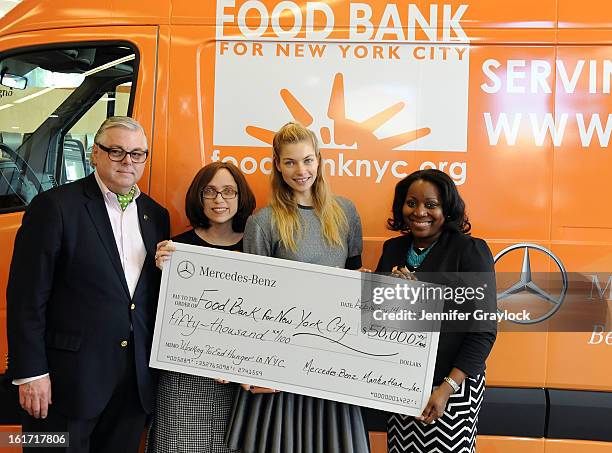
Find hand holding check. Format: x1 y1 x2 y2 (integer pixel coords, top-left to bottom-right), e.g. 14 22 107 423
155 240 176 270
391 265 417 280
240 384 280 394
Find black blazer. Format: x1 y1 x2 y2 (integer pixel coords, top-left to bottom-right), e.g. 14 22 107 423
7 174 169 418
376 229 497 384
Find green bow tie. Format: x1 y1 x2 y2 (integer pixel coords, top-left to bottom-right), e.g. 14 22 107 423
116 186 136 211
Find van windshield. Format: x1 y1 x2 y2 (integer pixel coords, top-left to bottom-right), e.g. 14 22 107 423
0 44 137 212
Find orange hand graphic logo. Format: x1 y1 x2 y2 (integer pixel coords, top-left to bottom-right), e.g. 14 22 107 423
246 73 431 151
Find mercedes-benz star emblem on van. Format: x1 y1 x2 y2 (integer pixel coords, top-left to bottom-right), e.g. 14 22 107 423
177 260 196 279
494 244 568 324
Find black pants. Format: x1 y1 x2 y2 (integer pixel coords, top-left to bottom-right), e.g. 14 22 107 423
21 344 147 453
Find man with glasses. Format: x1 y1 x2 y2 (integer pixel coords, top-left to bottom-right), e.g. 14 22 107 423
7 117 169 452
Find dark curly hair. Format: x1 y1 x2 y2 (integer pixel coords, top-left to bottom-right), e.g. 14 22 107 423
185 162 255 232
387 169 471 234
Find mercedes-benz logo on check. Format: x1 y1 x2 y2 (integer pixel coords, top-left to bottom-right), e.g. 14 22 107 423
177 260 196 279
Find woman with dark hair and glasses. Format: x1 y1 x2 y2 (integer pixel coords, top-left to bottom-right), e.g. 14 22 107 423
147 161 255 453
376 169 497 453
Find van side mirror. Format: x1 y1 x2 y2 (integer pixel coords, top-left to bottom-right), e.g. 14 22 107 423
0 72 27 90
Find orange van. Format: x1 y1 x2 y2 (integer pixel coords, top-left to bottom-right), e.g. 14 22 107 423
0 1 611 452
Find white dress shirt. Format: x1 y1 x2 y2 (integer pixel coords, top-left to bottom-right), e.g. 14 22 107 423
14 172 147 385
94 171 147 298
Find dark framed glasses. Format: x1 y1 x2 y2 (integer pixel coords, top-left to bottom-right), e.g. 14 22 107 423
96 143 149 163
201 186 238 200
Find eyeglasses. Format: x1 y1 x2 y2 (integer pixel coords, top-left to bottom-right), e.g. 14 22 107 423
96 143 149 163
201 186 238 200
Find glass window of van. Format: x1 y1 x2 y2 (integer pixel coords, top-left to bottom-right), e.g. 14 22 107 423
0 45 138 212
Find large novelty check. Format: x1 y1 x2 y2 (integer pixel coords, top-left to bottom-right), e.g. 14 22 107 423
150 243 441 416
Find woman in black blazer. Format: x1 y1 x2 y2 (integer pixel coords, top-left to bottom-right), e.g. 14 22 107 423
376 169 497 453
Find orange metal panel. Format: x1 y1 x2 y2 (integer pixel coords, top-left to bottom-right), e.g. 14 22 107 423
0 425 21 453
165 25 214 235
545 439 612 453
486 331 548 388
363 238 388 271
0 213 20 374
552 46 612 243
369 432 387 453
454 0 556 30
466 29 557 44
558 0 612 29
477 436 546 453
0 0 169 37
547 331 612 391
171 0 216 25
108 0 170 24
558 29 612 44
466 46 555 241
148 25 171 206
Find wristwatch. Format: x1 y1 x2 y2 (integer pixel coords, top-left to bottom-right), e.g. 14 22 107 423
443 376 460 393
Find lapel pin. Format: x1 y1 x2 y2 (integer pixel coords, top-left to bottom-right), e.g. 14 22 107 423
143 214 149 221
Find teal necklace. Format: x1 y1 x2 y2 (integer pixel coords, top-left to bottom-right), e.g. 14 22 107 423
406 240 437 269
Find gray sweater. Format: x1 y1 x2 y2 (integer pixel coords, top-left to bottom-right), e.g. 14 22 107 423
243 197 363 269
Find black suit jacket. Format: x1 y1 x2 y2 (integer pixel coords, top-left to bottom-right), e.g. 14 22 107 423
7 174 169 418
376 229 497 384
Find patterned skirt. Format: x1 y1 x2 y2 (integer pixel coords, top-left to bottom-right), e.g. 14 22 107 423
226 389 370 453
147 371 240 453
388 374 485 453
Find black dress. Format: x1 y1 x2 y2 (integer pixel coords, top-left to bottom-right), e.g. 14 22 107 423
147 229 243 453
376 230 497 453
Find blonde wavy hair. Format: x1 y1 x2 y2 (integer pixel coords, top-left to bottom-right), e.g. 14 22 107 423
270 122 347 252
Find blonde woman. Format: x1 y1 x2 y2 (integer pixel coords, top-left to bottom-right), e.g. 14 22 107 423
225 123 369 453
